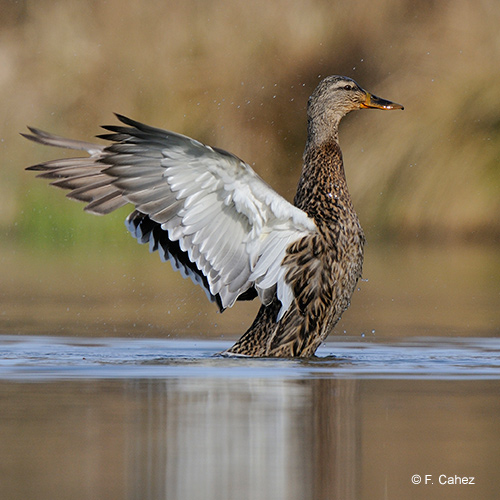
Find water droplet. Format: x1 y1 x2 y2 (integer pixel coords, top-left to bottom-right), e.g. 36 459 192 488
361 332 365 338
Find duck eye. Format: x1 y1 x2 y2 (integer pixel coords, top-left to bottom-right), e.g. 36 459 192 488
343 85 353 91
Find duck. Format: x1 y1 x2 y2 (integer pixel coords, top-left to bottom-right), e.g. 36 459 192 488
23 75 403 357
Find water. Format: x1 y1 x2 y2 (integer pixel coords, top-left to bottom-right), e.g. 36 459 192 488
1 335 499 380
1 335 499 500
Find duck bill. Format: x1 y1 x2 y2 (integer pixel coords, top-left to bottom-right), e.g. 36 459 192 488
360 92 404 110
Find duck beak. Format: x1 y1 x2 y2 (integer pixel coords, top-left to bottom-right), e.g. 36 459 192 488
360 92 404 110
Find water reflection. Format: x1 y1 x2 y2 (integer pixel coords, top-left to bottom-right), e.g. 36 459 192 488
127 378 312 500
127 378 367 500
1 372 499 499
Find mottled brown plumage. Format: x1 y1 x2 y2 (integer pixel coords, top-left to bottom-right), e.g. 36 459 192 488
23 76 402 358
226 136 365 357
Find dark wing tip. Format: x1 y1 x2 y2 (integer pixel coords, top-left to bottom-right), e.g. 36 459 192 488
114 113 137 126
111 113 169 136
20 127 51 145
98 114 151 139
20 132 33 141
25 164 46 172
104 113 146 131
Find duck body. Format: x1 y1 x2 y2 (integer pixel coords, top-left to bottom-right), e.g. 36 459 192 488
23 76 402 358
228 139 365 357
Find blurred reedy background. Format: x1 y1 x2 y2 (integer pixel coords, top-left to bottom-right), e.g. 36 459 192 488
1 0 499 245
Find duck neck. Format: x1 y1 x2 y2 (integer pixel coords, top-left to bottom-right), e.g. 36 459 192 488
306 112 342 149
294 139 355 225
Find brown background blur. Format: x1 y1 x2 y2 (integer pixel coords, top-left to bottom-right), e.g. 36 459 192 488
1 0 499 244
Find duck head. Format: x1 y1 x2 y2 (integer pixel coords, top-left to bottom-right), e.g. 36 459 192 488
307 75 403 146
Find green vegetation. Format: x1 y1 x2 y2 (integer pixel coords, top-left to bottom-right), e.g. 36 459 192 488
16 185 133 249
1 0 499 251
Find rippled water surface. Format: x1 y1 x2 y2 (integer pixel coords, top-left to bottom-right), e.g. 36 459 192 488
1 335 499 500
1 335 499 380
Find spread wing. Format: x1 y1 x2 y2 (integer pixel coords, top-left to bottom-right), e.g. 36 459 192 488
23 114 317 319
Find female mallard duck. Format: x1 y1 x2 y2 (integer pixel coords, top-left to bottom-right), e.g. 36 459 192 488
23 76 403 357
